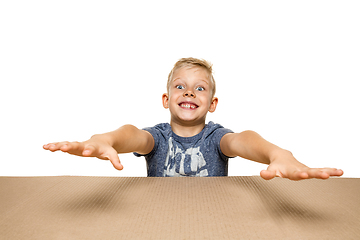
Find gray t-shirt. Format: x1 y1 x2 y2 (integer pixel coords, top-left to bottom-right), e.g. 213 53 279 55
134 121 233 177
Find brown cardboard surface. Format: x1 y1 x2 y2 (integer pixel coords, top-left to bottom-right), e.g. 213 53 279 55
0 176 359 239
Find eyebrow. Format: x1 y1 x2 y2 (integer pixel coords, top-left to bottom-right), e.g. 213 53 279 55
199 79 209 85
172 78 209 85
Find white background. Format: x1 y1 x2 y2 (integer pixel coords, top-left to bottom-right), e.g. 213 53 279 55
1 1 359 177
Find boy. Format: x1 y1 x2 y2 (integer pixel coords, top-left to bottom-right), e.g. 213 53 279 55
44 58 343 180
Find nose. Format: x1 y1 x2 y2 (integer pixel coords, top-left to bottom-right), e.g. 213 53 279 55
184 90 196 98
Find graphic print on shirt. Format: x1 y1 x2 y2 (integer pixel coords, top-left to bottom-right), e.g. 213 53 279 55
164 137 208 177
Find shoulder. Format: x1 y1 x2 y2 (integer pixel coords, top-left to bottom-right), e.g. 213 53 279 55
202 122 233 146
205 121 233 136
143 123 172 139
153 123 171 132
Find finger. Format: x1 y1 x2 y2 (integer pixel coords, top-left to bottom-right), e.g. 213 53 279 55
292 169 332 180
43 143 53 150
320 168 344 177
305 168 330 179
286 170 309 181
82 145 96 157
333 169 344 176
46 142 65 152
59 141 71 152
260 170 277 180
43 143 55 150
104 149 123 170
56 141 84 156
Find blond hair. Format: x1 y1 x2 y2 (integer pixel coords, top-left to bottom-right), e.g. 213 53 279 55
167 57 216 98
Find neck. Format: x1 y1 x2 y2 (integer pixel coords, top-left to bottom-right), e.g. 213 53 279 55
170 120 206 137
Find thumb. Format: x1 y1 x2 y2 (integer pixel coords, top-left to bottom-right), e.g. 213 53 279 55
104 148 123 171
260 169 277 180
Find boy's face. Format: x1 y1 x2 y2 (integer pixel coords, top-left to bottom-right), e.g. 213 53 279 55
162 66 218 126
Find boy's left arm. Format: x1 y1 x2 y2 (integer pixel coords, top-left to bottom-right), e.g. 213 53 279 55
220 131 343 180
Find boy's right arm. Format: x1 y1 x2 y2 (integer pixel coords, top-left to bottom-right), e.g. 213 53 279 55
43 124 154 170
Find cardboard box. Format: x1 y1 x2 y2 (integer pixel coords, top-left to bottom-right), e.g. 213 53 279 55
0 176 359 239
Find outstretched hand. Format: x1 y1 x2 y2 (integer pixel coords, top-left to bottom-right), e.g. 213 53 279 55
43 140 123 170
260 151 343 181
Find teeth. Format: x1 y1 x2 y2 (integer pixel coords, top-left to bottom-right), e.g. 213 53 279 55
180 103 197 109
181 104 190 108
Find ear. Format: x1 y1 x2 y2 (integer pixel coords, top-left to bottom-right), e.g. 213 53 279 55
162 93 169 109
208 97 218 113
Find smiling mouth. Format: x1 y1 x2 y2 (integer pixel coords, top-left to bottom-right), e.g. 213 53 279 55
179 102 199 109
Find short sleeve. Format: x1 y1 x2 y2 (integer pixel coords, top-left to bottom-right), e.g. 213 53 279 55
216 129 234 161
205 122 234 162
133 123 170 158
133 127 158 158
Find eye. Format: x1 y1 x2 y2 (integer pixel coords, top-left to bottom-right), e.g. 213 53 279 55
196 86 205 91
176 85 185 90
